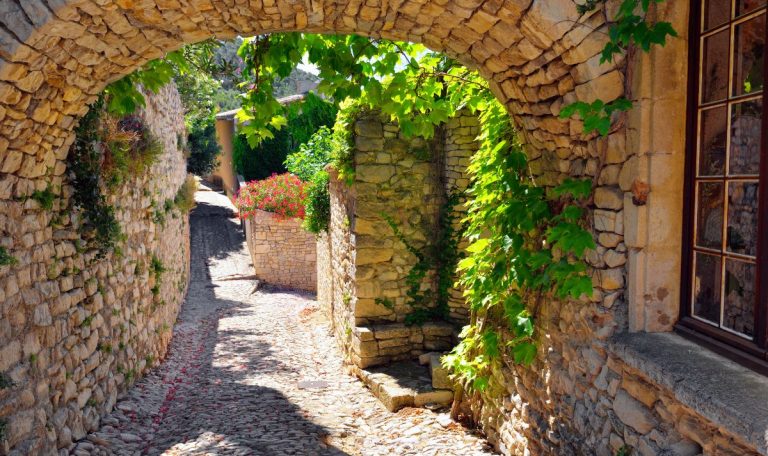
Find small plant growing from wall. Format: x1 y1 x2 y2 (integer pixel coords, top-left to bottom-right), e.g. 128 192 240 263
173 175 198 213
0 247 17 267
103 113 165 181
150 254 166 296
30 186 56 210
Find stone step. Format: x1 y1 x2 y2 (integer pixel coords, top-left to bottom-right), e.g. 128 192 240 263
355 360 454 412
417 351 454 390
351 321 457 369
429 353 453 390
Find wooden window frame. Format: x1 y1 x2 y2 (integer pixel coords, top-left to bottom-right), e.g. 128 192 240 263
677 0 768 374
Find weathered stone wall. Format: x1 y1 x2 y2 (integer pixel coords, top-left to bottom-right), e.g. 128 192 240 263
244 209 316 292
0 84 190 455
351 114 443 326
325 170 357 362
315 231 332 319
441 112 479 324
319 112 478 369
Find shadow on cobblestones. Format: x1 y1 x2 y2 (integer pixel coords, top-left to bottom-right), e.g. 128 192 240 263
145 297 350 455
71 186 493 456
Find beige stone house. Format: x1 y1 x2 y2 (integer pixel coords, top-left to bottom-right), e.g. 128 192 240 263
0 0 767 455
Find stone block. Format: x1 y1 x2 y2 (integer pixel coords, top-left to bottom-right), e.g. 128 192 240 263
594 187 624 210
621 376 657 408
356 247 393 265
353 339 379 358
421 321 454 337
414 389 454 407
372 324 411 340
613 389 657 434
355 327 375 341
378 384 415 412
430 354 452 389
0 340 21 371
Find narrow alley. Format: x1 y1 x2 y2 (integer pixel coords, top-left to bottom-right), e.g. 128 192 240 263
70 184 494 456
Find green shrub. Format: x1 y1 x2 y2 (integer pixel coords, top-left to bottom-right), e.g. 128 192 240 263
186 114 221 176
285 126 336 181
30 186 55 210
234 93 336 181
302 170 331 234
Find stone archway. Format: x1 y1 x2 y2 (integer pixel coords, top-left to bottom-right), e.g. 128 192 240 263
0 1 661 455
0 0 622 189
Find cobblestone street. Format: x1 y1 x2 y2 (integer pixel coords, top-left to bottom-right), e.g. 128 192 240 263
70 186 494 456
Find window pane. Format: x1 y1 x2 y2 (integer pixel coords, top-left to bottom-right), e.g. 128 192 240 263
693 252 722 324
704 0 731 31
723 259 756 337
726 181 759 255
696 182 724 250
729 98 763 175
732 13 766 96
736 0 767 17
701 29 731 103
699 106 728 176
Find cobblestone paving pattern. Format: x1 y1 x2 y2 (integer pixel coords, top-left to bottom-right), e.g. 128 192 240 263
69 185 495 456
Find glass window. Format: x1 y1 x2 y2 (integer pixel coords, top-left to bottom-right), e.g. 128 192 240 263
685 0 766 348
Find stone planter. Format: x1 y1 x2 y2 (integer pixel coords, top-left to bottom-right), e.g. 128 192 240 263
244 209 317 292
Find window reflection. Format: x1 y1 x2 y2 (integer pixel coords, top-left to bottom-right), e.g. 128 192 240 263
693 252 723 324
705 0 731 30
737 0 768 17
733 14 765 96
729 99 763 175
702 30 731 103
696 182 724 250
699 106 728 176
723 259 756 336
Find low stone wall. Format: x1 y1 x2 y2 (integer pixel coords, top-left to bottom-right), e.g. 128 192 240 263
351 322 454 368
0 84 190 454
244 210 316 292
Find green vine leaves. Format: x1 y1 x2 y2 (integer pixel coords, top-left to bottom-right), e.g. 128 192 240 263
560 0 678 136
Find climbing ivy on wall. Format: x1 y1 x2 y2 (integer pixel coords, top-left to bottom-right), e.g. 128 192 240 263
68 97 123 257
382 191 466 326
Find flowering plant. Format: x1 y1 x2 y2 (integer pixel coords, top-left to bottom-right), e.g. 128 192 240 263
235 173 307 219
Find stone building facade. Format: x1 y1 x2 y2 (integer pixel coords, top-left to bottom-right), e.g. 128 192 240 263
1 1 767 455
243 209 316 292
0 84 190 454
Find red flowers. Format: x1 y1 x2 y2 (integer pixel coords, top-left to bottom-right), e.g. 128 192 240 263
235 173 307 219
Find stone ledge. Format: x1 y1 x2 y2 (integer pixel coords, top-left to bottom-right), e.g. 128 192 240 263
610 332 768 453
